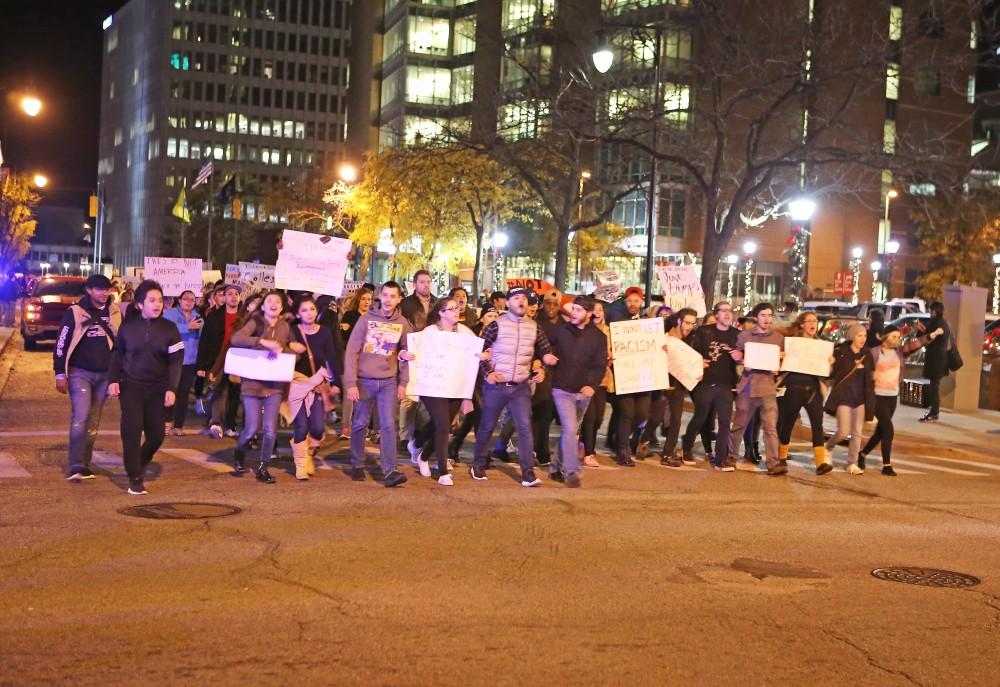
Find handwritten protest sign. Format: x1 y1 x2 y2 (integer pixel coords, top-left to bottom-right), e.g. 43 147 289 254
609 319 668 395
238 262 276 295
744 342 782 373
275 229 352 296
655 265 707 317
224 264 241 285
223 348 295 382
406 329 484 399
144 257 203 297
665 336 705 391
341 280 365 298
781 337 833 377
593 270 622 303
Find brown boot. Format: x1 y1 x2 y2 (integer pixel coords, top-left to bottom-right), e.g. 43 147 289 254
292 439 310 480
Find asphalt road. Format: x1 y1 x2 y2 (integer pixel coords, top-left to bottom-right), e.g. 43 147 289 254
1 339 999 687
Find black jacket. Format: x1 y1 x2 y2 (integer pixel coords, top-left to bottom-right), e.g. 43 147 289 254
400 293 437 331
109 316 184 390
315 295 345 381
827 342 875 420
921 316 951 380
548 321 608 393
196 307 232 372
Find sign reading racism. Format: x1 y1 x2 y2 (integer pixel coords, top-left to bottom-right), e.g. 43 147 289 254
609 318 669 395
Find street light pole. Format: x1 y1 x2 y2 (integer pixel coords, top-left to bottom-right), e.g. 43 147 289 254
885 239 900 301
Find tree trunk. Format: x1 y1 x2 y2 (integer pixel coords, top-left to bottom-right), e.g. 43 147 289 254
700 208 725 306
554 223 570 291
472 221 484 300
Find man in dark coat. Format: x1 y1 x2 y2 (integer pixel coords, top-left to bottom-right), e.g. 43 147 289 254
915 301 951 422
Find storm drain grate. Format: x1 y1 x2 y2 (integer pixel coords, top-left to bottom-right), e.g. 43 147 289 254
119 502 242 520
871 567 981 588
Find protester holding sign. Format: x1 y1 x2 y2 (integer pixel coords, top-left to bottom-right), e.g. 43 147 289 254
198 285 243 439
343 281 414 487
825 324 875 475
659 309 700 467
230 291 305 483
107 280 184 496
337 285 374 439
776 312 833 474
410 297 479 486
579 301 613 468
727 303 786 475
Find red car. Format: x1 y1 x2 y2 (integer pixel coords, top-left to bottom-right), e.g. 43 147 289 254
20 276 86 350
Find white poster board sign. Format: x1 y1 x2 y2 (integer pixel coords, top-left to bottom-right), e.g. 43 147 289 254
275 229 352 296
202 269 222 285
223 348 295 382
665 336 705 391
238 262 276 295
224 264 241 285
610 318 669 395
744 342 782 373
781 337 833 377
341 280 365 298
655 265 707 317
593 270 622 303
144 257 203 297
406 329 484 399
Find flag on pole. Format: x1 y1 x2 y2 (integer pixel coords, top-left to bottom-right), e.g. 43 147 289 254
172 187 191 224
215 175 237 204
192 159 214 189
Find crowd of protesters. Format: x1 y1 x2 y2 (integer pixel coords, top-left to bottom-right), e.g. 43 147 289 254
52 268 950 495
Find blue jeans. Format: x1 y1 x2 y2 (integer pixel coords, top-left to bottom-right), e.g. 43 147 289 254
473 382 535 478
351 377 399 474
237 394 282 463
551 388 592 476
293 394 326 443
67 367 109 474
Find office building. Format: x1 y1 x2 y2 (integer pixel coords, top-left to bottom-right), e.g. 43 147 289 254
98 0 352 268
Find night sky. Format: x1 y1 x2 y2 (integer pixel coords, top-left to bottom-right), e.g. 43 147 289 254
1 0 128 208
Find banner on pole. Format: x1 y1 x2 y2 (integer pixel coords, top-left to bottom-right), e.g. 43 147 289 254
655 264 707 316
274 229 352 296
609 318 668 395
144 257 203 297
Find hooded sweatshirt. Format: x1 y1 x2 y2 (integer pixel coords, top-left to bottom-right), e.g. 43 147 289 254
343 307 413 388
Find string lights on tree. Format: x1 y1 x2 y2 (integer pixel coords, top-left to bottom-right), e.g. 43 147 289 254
726 254 738 301
786 198 816 307
850 247 863 305
870 260 882 301
742 241 757 314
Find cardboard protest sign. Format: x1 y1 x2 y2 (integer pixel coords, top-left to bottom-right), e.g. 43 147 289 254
744 342 781 373
593 271 622 303
655 265 707 317
223 348 295 382
406 329 484 399
224 264 241 285
237 262 276 296
274 229 352 296
665 336 705 391
144 257 203 297
781 337 833 377
609 318 668 395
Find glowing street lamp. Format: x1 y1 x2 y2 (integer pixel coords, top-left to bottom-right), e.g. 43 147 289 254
788 198 817 222
338 162 358 184
591 36 614 74
32 174 48 188
20 96 43 117
885 239 900 300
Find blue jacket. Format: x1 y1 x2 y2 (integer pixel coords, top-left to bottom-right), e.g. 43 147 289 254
163 307 201 366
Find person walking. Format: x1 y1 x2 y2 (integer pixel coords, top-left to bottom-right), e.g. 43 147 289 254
162 290 203 435
824 324 875 475
727 303 785 475
230 291 305 483
411 297 479 486
546 296 608 487
54 274 123 481
659 308 700 467
338 285 374 439
197 284 243 438
858 323 941 475
107 281 184 496
470 287 557 487
399 270 437 453
777 311 833 475
682 302 740 467
915 301 951 422
580 300 612 468
609 287 651 467
343 281 414 487
288 295 339 480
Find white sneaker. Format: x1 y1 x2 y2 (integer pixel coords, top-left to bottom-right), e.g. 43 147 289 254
446 458 456 471
437 474 454 486
417 457 432 478
407 438 421 465
521 477 542 487
846 463 864 475
224 428 238 438
210 424 224 439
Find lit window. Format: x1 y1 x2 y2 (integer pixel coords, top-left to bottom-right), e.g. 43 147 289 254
406 65 451 105
968 75 976 105
498 100 549 141
454 15 476 55
403 116 446 145
294 122 305 139
239 114 248 134
885 63 899 100
408 15 450 56
452 65 475 104
883 120 896 155
179 139 189 158
114 128 123 146
607 87 646 118
663 83 690 126
167 138 177 157
889 6 902 41
502 0 555 33
971 19 978 49
191 142 201 159
214 146 223 160
664 29 692 64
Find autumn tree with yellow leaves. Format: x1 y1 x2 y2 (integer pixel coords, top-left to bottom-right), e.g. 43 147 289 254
0 173 39 274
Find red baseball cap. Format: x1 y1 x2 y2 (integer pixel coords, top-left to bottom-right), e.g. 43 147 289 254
624 286 644 299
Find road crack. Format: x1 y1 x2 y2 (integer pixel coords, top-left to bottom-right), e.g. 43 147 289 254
825 630 927 687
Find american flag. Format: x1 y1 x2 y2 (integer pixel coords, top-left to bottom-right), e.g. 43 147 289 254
191 159 213 189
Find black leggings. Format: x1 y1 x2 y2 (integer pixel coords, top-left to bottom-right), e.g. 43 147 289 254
532 397 555 462
120 381 167 481
926 376 942 416
580 386 608 456
662 385 686 457
862 395 897 464
450 395 480 458
416 396 462 474
640 391 667 445
777 383 825 446
171 364 198 428
616 392 651 460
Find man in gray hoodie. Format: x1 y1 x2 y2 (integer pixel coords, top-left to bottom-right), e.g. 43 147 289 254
343 281 414 487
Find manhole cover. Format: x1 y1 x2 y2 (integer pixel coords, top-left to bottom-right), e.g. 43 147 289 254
871 567 981 588
118 502 241 520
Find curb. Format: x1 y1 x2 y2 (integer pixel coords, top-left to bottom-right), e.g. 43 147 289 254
0 327 18 397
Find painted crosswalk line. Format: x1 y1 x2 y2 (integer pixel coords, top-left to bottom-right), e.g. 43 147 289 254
160 448 236 474
909 454 1000 472
886 457 989 477
0 451 31 478
91 450 125 474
